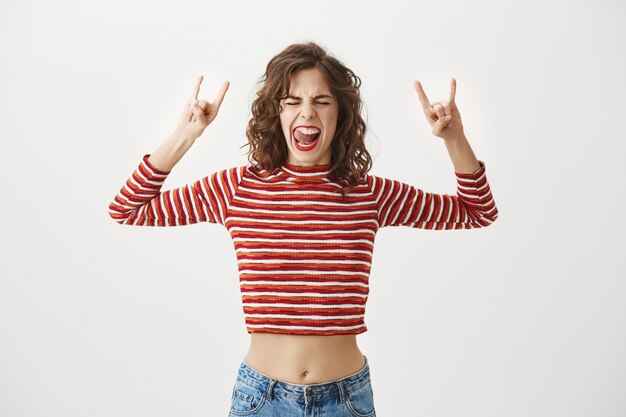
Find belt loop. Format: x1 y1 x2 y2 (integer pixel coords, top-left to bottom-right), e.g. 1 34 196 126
336 379 347 404
266 378 276 400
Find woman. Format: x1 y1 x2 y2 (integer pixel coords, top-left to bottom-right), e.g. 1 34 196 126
108 42 498 416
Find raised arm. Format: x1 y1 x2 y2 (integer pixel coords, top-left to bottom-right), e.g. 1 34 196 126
107 154 244 226
370 161 498 230
107 74 237 226
370 78 498 229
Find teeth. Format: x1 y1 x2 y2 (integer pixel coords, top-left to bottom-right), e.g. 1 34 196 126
295 127 321 135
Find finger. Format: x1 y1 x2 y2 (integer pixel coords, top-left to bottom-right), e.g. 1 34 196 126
212 81 230 113
414 80 433 113
191 103 205 122
191 75 204 101
188 109 194 122
441 100 451 117
187 102 200 122
197 99 209 112
433 115 452 135
187 103 196 122
432 103 446 119
186 99 197 115
449 78 456 103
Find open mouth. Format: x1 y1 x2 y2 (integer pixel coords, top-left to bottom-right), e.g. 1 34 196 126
293 127 321 151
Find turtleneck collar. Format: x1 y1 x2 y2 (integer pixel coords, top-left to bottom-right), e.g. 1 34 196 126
279 160 333 182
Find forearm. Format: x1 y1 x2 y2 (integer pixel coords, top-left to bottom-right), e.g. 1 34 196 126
147 130 195 172
443 134 481 174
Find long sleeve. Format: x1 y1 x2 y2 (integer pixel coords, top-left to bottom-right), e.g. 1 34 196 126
107 153 245 226
369 160 498 230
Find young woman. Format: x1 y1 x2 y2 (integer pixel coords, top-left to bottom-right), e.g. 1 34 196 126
108 42 498 416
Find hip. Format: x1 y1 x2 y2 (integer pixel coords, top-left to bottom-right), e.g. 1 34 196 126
228 354 377 417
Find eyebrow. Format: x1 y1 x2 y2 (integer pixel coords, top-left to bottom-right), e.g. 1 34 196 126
286 94 333 100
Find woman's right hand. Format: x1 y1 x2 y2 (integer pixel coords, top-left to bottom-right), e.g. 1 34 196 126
175 75 230 142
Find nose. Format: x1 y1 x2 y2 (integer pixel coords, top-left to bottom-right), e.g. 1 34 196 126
300 101 316 119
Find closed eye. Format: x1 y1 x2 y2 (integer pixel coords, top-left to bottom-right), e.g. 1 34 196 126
286 102 330 105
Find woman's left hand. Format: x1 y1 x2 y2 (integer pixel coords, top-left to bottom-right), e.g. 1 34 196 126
414 78 465 142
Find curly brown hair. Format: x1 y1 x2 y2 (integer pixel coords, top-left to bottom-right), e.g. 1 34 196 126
243 41 372 198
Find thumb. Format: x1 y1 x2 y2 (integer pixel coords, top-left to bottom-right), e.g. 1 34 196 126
197 99 209 112
191 103 206 123
433 115 451 135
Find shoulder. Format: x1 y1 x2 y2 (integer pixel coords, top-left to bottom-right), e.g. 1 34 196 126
362 172 394 190
212 164 248 180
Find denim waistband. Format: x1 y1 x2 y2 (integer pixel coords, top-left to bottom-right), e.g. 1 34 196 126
236 355 371 402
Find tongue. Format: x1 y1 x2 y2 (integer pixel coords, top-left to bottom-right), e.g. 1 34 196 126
295 130 318 143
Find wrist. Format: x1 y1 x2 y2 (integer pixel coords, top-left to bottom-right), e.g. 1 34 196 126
444 133 467 147
169 130 196 148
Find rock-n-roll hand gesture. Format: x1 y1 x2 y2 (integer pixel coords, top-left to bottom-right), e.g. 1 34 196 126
414 78 465 142
176 75 230 141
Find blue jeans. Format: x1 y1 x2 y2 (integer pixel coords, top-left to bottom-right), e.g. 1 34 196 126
228 355 376 416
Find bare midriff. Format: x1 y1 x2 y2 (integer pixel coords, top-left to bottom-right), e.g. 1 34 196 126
244 332 366 385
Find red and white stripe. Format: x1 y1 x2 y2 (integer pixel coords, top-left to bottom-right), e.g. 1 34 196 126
108 154 498 335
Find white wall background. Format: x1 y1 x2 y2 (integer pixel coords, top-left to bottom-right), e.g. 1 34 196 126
1 0 624 416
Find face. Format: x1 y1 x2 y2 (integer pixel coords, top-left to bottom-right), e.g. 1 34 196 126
279 67 339 166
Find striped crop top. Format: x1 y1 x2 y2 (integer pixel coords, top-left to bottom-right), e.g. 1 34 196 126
108 154 498 336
